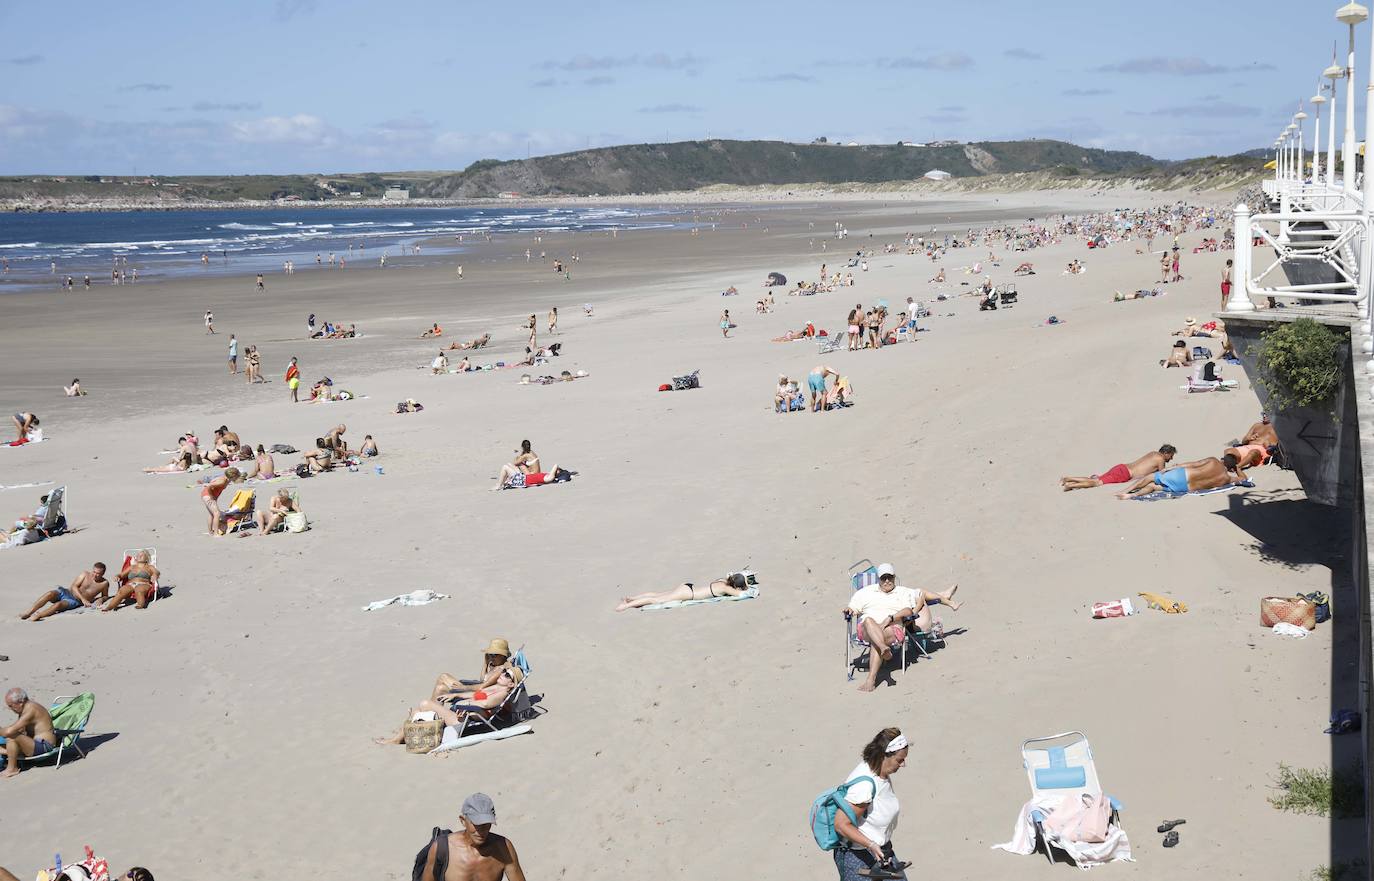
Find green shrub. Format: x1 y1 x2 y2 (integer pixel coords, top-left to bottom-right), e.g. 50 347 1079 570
1251 318 1346 411
1268 763 1364 818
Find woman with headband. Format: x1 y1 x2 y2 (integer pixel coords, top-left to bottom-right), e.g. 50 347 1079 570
832 727 911 880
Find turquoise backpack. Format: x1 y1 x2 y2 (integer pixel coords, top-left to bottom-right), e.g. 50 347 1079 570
809 776 874 850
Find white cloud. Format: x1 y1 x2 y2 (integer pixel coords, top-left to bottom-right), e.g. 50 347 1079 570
231 114 334 146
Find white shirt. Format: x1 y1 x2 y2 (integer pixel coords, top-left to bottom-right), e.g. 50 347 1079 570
907 302 919 321
849 584 918 623
844 762 900 847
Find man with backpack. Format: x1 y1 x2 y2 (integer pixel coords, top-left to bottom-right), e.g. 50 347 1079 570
412 793 527 881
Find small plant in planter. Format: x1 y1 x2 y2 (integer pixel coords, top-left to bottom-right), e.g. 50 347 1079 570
1250 318 1346 414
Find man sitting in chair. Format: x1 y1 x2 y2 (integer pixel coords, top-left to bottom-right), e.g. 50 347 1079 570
1 687 56 777
844 564 961 693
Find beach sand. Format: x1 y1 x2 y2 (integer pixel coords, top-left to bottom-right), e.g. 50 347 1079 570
0 189 1351 879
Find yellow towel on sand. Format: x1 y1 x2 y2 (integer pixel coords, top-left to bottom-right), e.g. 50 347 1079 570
1138 591 1188 614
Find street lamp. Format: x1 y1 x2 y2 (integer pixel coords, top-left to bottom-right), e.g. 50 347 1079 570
1327 59 1345 185
1337 2 1368 193
1295 107 1308 183
1312 86 1327 184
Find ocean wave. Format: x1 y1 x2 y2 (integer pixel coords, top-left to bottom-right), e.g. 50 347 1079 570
219 222 277 231
0 241 41 249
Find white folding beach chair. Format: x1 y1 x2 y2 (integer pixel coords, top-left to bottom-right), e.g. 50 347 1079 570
1020 731 1124 866
39 485 67 538
844 559 939 680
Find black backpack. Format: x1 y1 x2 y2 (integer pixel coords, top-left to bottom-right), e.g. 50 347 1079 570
1202 361 1219 382
412 827 452 881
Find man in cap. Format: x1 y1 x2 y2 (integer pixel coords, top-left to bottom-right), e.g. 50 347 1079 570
844 565 959 693
413 792 526 881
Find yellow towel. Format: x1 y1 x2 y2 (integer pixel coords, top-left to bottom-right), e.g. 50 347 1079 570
1138 591 1188 614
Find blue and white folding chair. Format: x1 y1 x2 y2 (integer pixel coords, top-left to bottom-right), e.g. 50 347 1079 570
1020 731 1124 866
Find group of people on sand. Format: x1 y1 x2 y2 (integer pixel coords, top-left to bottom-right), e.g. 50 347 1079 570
308 314 357 339
19 553 161 620
0 491 65 548
1060 415 1281 498
1161 316 1236 368
492 439 573 490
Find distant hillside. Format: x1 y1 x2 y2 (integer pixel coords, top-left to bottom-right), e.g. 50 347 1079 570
417 139 1173 198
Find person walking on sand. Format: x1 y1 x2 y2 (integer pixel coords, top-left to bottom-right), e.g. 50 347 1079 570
831 728 912 879
285 357 300 403
1220 259 1233 309
205 310 215 334
411 793 527 881
228 335 238 374
720 309 732 338
256 273 265 292
548 306 558 334
1159 251 1171 284
1171 248 1181 283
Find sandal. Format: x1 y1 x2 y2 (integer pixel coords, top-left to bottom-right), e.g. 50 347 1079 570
858 860 911 879
1162 830 1180 848
1157 819 1186 833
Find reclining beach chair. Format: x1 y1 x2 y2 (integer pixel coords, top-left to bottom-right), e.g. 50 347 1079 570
221 489 256 535
844 560 942 680
38 485 68 539
458 649 537 736
0 692 95 771
999 284 1018 307
120 547 160 603
1020 731 1124 866
817 334 842 354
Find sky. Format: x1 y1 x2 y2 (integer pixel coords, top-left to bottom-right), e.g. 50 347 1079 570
0 0 1361 174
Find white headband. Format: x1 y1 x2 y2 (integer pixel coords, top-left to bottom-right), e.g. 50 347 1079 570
885 734 909 753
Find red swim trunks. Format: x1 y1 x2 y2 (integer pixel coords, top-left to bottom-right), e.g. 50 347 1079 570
1098 463 1132 484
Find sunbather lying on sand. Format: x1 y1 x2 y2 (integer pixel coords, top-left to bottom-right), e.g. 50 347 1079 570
616 573 750 610
1013 262 1034 275
1116 454 1244 499
1223 443 1280 480
257 490 301 535
1240 415 1278 447
102 550 159 611
1061 444 1176 491
1161 340 1191 368
493 463 572 490
20 563 110 620
928 269 945 283
449 333 491 350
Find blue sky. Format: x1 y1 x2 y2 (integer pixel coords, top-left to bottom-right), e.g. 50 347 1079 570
0 0 1359 173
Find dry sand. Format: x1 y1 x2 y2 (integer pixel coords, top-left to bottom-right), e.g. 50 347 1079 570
0 188 1352 879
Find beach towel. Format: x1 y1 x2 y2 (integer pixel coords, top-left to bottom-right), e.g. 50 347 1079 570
3 434 45 448
638 586 759 610
993 794 1133 868
429 723 533 753
1130 480 1253 501
362 589 450 611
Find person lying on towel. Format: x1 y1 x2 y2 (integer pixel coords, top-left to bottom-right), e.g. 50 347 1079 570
493 463 573 490
616 573 751 611
1061 444 1176 491
1116 454 1245 499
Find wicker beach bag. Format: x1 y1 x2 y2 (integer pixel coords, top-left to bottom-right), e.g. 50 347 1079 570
404 719 444 754
1260 596 1316 630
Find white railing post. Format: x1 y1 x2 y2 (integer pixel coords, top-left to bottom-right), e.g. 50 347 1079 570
1227 204 1257 313
1347 17 1361 194
1280 180 1292 244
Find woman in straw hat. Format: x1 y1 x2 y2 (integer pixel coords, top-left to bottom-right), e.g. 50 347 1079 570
374 638 525 746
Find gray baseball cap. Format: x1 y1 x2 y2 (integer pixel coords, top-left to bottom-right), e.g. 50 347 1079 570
462 792 497 825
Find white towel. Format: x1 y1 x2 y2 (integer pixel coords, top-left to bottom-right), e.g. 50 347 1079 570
0 480 54 492
993 795 1133 868
362 589 449 611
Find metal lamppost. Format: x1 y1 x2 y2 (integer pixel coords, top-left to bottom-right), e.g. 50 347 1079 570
1337 3 1368 193
1327 58 1344 189
1295 108 1308 184
1312 87 1327 184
